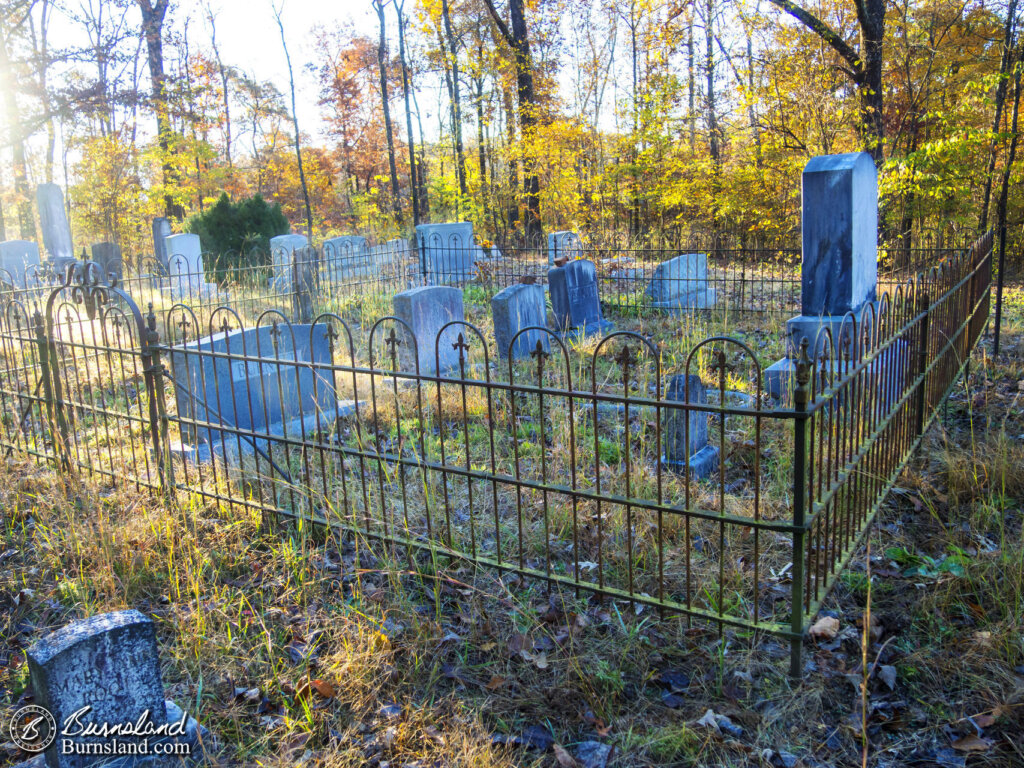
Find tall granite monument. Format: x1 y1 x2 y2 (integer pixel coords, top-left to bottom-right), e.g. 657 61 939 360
765 152 879 398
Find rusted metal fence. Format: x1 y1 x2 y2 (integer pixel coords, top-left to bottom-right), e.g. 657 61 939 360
0 232 992 676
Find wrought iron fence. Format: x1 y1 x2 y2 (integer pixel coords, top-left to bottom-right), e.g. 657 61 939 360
0 232 992 677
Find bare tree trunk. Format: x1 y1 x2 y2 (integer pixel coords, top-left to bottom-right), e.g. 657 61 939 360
980 0 1019 230
482 0 542 244
411 85 430 217
396 0 420 225
273 3 314 239
373 0 402 220
138 0 183 218
441 0 468 201
30 0 55 182
475 70 490 227
0 15 36 240
206 6 233 169
688 16 695 153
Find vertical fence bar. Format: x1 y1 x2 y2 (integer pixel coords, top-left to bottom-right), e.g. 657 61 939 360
790 340 812 678
915 291 931 435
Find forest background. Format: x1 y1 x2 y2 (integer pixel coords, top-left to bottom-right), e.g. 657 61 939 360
1 0 1023 263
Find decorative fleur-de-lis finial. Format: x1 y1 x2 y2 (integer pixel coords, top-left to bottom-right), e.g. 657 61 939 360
176 312 190 342
220 316 232 335
452 332 470 363
325 322 339 353
385 326 401 356
530 338 549 377
269 319 282 346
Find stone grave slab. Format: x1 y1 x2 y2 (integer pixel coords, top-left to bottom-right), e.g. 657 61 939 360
548 258 612 337
90 242 122 282
24 609 202 767
547 231 583 266
392 286 465 374
0 240 41 289
152 218 172 273
662 374 719 478
269 234 309 292
645 253 717 312
415 222 475 283
491 283 549 360
35 184 75 271
170 324 340 458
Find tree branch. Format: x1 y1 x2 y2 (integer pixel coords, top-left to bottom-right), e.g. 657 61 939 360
765 0 862 75
479 0 513 47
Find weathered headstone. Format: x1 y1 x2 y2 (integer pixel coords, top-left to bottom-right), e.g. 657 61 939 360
152 218 172 273
492 283 549 360
35 184 75 271
170 323 339 457
662 374 719 478
548 258 612 336
322 235 371 282
415 222 475 283
90 242 122 282
392 286 465 374
164 234 204 299
766 152 879 398
269 234 309 292
645 253 717 311
23 609 201 768
547 231 583 266
0 240 41 289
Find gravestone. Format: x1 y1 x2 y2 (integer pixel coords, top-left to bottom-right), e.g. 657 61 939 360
152 218 172 273
90 242 122 282
491 283 549 360
662 374 719 479
23 609 201 768
645 253 717 311
415 222 475 283
548 258 612 336
0 240 41 289
766 152 879 398
392 286 465 374
35 184 75 271
322 235 371 282
164 234 220 300
170 323 339 457
547 231 583 266
269 234 309 292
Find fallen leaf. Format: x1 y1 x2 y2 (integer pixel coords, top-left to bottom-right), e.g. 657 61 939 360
972 713 996 729
485 675 506 690
310 679 335 699
553 743 577 767
522 724 553 750
695 708 721 733
878 665 897 690
809 616 840 641
951 735 992 752
533 651 549 669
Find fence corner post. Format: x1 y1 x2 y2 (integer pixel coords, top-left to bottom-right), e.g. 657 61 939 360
790 338 812 680
143 303 173 493
34 305 69 470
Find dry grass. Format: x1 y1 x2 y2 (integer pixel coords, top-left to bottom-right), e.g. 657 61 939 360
1 287 1022 767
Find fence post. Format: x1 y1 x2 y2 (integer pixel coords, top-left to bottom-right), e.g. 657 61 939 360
142 304 173 493
291 246 316 324
915 291 931 436
993 226 1007 356
34 307 69 470
790 339 812 679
